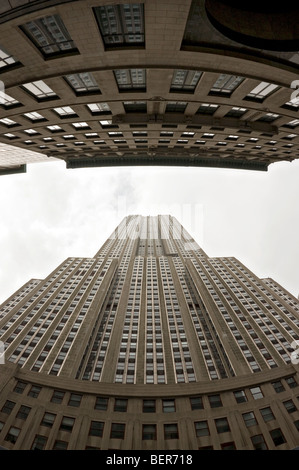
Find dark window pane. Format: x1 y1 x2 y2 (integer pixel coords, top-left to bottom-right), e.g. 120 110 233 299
190 396 203 410
270 428 286 446
51 390 65 403
111 423 125 439
143 400 156 413
89 421 104 437
215 417 230 433
142 424 156 440
31 434 47 450
95 397 108 411
164 423 178 439
20 15 78 58
94 4 145 48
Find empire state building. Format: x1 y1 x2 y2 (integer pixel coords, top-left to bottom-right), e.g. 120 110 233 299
0 215 299 450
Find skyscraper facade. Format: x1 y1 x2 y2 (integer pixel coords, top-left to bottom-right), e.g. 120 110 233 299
0 215 299 450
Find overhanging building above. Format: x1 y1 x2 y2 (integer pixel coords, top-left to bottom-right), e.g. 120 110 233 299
0 1 299 173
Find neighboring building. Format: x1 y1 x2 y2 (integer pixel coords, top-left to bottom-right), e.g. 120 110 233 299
0 215 298 450
0 142 57 176
0 1 299 174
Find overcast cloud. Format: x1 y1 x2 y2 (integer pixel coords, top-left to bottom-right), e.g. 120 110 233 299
0 159 299 304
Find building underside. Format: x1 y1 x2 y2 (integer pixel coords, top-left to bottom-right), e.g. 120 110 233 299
0 1 299 174
0 215 299 450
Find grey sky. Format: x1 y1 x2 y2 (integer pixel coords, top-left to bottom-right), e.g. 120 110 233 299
0 159 299 304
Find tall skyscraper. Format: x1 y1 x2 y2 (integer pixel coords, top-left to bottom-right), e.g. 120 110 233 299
0 215 299 450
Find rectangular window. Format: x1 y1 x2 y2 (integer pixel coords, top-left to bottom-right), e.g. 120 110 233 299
65 73 100 95
13 381 27 394
270 428 286 446
16 405 31 420
142 424 157 440
221 442 236 450
286 376 298 388
22 80 57 100
20 15 78 59
114 69 146 91
195 421 209 437
245 82 279 101
114 398 128 412
234 390 247 403
250 386 263 400
0 91 20 108
1 400 16 414
272 381 285 393
47 125 63 132
165 101 187 113
196 103 218 115
31 435 47 450
164 423 179 439
226 134 239 140
24 128 39 135
108 131 123 137
190 396 203 410
123 101 147 113
283 400 297 413
215 417 230 433
53 106 77 118
68 393 82 407
163 399 175 413
23 112 46 122
160 131 173 137
5 427 20 444
51 390 65 403
225 107 247 118
85 132 98 138
99 119 115 128
53 440 68 450
258 113 280 122
72 121 89 129
251 434 268 450
28 385 41 398
208 395 222 408
41 412 56 427
242 411 257 427
0 118 18 127
63 134 75 140
143 399 156 413
284 119 299 128
283 99 299 110
93 4 145 49
170 69 202 92
60 416 75 432
87 102 111 115
89 421 104 437
210 74 244 95
110 423 125 439
260 407 275 422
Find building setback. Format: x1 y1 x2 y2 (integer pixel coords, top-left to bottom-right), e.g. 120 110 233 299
0 215 299 450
